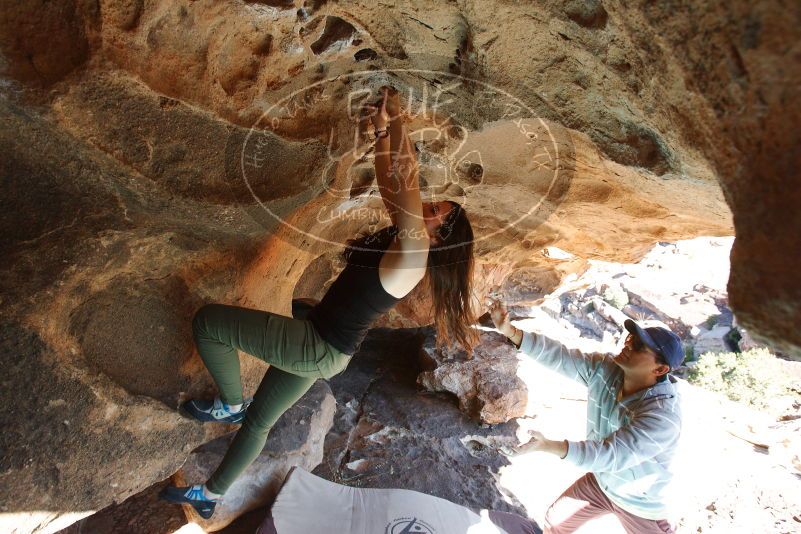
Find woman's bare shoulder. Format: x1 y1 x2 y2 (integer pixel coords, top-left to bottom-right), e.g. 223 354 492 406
377 237 427 298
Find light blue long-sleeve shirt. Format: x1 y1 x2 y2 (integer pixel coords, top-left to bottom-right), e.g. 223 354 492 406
519 330 682 520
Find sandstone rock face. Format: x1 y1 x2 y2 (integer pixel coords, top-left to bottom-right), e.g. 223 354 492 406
175 381 336 531
51 71 328 204
0 0 99 87
1 0 799 532
418 330 528 424
633 1 801 360
0 98 265 534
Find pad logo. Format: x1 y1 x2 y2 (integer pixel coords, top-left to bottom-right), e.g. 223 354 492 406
385 516 435 534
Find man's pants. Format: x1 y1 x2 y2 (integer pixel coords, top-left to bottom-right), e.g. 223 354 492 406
191 304 351 495
544 473 675 534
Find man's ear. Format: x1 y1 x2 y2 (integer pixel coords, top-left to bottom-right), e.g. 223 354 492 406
654 364 670 378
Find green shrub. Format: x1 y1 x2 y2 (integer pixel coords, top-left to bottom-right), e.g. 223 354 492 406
683 342 696 363
703 314 720 330
687 348 797 411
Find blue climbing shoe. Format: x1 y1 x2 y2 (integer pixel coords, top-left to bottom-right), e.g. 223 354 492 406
159 484 217 519
181 396 250 424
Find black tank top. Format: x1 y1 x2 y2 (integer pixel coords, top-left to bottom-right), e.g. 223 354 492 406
308 227 403 354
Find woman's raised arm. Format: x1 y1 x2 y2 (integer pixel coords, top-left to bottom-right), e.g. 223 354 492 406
366 95 399 226
371 87 429 295
382 88 426 250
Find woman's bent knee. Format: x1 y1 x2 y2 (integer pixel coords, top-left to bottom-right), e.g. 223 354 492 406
192 303 222 338
316 350 352 380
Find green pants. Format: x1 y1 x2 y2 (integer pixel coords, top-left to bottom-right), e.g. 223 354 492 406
191 303 350 495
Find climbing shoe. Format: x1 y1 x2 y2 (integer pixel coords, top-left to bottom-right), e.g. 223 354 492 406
159 484 217 519
181 396 250 424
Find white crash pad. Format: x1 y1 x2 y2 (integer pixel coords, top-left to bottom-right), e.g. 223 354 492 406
259 467 522 534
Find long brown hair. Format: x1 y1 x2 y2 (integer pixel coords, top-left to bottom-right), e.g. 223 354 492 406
426 201 478 353
343 202 478 353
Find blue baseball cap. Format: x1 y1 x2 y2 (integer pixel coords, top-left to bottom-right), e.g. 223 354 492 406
624 319 684 370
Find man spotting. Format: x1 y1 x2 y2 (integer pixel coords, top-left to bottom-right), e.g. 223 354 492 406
489 299 683 534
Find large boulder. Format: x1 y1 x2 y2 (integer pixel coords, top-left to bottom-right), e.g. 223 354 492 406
418 330 528 424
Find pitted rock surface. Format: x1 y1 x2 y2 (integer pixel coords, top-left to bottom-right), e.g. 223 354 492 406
2 1 800 532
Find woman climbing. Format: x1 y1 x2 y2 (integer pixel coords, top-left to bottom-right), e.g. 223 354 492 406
159 86 477 519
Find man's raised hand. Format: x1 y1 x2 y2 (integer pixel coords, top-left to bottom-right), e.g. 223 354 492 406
486 296 514 339
499 430 567 458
